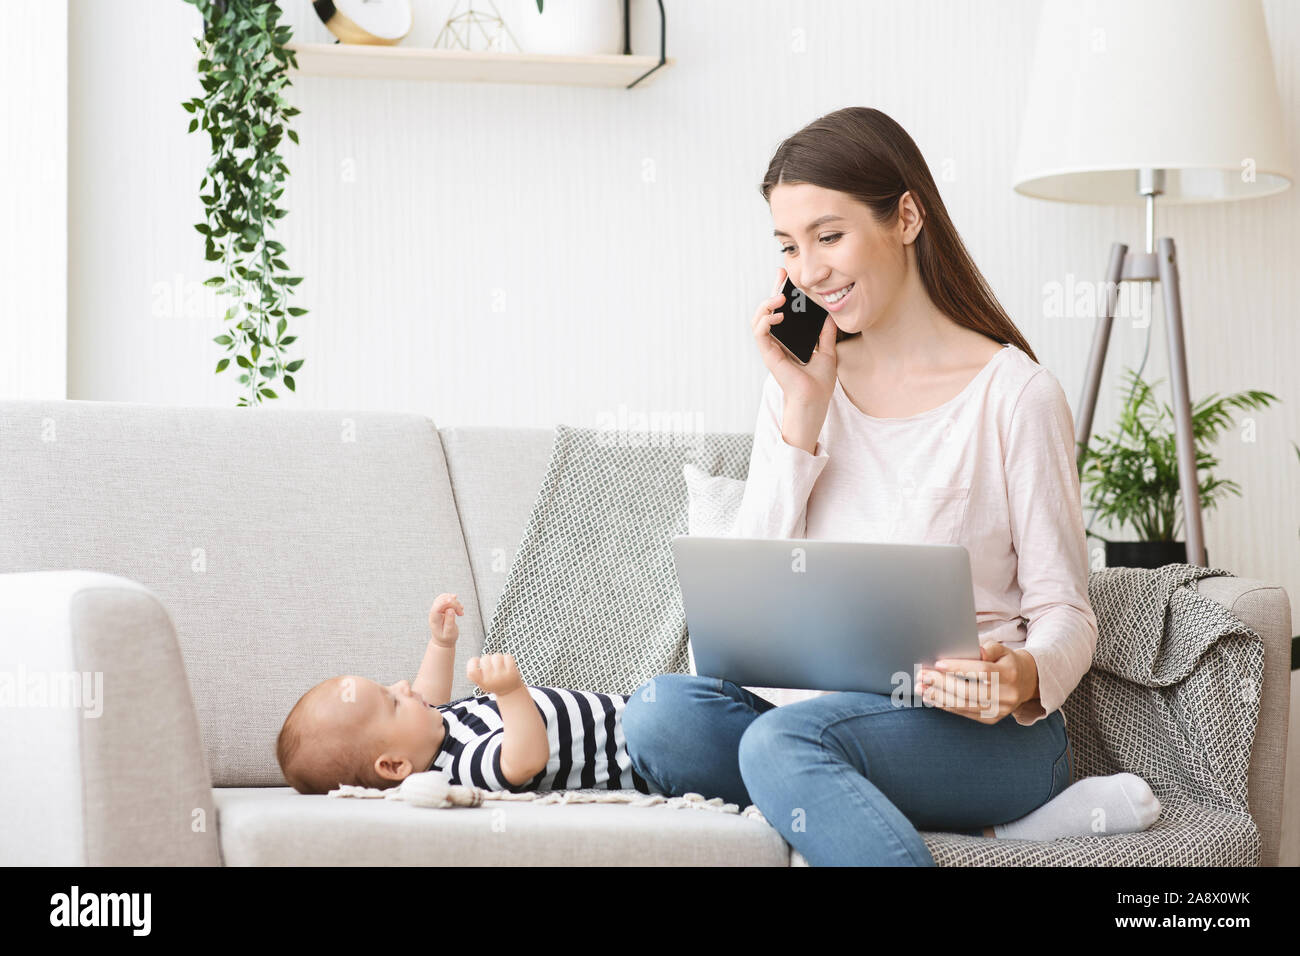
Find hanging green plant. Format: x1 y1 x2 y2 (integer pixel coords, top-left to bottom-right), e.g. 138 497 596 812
182 0 305 406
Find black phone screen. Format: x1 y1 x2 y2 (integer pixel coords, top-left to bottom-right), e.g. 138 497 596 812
768 276 828 365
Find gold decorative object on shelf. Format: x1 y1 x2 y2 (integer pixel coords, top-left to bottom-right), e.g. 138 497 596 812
313 0 414 45
434 0 523 54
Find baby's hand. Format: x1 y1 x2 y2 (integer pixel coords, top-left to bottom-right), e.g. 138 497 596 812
429 593 465 648
466 653 525 696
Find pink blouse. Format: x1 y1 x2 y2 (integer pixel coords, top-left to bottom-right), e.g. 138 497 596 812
730 343 1098 726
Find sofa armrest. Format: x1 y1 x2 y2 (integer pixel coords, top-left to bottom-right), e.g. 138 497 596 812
1193 574 1292 867
0 571 220 865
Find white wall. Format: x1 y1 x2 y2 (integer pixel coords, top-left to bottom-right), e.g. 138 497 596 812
1 0 66 398
45 0 1300 860
65 0 1300 577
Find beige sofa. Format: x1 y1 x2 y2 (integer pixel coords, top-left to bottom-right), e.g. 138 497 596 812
0 399 1290 865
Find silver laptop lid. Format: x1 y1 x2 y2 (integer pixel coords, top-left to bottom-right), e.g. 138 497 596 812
671 536 981 696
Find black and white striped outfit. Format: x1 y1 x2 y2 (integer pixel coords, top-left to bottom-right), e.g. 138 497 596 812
425 687 657 794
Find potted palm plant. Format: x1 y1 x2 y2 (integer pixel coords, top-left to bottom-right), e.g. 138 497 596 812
1080 367 1279 569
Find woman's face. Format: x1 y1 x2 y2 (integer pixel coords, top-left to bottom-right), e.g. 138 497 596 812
770 182 914 337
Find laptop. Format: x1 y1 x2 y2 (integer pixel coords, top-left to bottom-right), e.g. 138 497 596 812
670 535 982 696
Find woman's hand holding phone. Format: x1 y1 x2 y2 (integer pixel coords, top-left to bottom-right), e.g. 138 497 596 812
751 267 838 453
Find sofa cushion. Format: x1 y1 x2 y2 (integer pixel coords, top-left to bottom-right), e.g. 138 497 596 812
782 794 1259 866
917 795 1259 865
0 400 484 787
213 787 790 865
214 787 1256 867
436 426 557 647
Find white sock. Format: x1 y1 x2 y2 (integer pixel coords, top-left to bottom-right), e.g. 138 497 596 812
992 772 1161 840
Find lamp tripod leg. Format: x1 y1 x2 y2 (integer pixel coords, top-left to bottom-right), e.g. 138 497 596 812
1156 237 1207 567
1076 242 1128 476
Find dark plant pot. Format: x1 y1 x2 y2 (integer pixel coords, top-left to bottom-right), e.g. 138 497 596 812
1105 540 1206 569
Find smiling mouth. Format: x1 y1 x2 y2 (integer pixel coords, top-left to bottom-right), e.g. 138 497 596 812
822 282 855 307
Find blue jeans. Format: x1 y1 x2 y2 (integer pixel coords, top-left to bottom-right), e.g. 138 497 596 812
622 673 1073 866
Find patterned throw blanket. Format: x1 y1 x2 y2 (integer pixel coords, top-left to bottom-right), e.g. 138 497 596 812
925 562 1263 866
485 426 1265 865
482 425 752 693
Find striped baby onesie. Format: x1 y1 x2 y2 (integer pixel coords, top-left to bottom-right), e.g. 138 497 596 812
425 686 657 794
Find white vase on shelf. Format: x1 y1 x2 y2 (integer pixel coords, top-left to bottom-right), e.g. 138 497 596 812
504 0 624 56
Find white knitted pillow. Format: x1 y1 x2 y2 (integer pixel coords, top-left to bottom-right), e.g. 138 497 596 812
681 463 747 538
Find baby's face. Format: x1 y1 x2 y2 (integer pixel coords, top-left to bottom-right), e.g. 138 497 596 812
325 676 444 783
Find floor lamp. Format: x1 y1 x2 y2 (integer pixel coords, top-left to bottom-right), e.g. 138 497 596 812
1011 0 1292 568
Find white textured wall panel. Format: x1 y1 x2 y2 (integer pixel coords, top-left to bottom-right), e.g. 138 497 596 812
1 0 67 398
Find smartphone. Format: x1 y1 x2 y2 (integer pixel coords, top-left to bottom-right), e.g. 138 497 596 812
768 275 828 366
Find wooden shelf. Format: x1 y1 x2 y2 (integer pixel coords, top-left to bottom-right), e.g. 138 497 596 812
283 42 674 89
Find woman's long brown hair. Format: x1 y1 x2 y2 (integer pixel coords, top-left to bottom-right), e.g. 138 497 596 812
760 107 1038 363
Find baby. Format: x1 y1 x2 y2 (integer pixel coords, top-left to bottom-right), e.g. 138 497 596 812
276 593 657 796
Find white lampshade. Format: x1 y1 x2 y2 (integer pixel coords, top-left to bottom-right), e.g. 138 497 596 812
1013 0 1292 205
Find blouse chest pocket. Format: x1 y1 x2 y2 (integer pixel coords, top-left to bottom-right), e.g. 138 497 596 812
887 484 971 546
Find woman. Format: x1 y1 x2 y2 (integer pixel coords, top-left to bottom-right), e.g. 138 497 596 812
622 107 1159 866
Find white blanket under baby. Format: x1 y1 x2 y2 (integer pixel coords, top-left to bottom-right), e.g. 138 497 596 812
329 769 764 819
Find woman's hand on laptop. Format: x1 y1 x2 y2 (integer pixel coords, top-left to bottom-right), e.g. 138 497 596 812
914 642 1040 724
